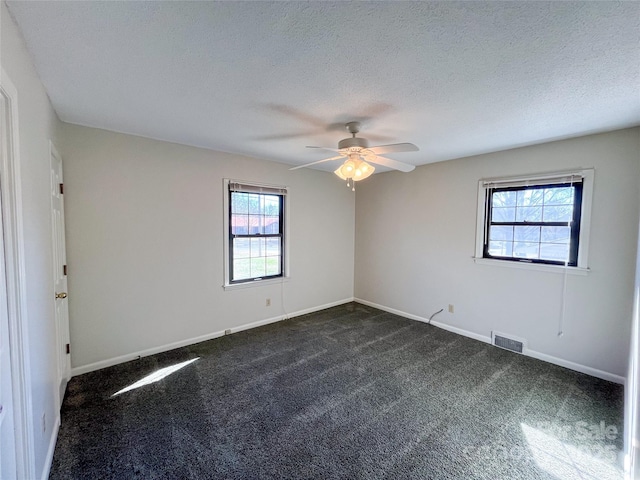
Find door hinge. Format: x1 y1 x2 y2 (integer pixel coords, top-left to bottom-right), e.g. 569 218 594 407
59 183 64 195
66 343 70 355
63 265 67 276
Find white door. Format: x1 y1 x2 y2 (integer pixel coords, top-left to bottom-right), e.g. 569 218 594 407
51 145 70 407
0 91 17 480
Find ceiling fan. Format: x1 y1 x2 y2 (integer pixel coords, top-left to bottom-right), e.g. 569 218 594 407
290 121 418 190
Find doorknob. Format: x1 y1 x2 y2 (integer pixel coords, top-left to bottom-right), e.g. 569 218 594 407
55 292 67 299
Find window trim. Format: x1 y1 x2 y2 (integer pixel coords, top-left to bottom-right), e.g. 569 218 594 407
474 169 594 272
223 179 290 289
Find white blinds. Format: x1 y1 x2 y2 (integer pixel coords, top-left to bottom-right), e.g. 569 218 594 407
228 182 287 195
482 172 585 189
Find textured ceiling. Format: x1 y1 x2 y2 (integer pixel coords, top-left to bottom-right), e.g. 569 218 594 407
5 1 640 172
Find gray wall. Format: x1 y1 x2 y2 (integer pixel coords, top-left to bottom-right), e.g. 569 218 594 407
355 128 640 380
59 124 355 372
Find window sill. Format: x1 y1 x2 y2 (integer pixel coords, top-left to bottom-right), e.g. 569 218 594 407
223 276 290 291
473 257 590 275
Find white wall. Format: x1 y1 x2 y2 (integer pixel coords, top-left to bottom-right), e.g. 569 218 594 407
1 2 62 478
58 124 355 371
355 128 640 380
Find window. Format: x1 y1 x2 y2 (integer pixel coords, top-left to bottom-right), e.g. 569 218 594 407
225 181 287 285
475 170 594 270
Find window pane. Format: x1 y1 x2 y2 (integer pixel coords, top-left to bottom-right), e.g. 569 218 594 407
540 243 570 262
514 226 540 243
264 216 280 234
266 238 281 256
544 187 574 205
250 237 265 256
264 196 280 215
543 205 573 223
248 194 261 214
231 193 249 214
488 241 513 257
492 191 516 207
248 215 263 234
491 207 516 222
513 242 540 259
516 206 542 222
233 238 250 258
233 259 251 281
541 226 570 243
266 256 281 276
517 189 544 207
250 257 266 278
231 214 248 235
489 226 513 241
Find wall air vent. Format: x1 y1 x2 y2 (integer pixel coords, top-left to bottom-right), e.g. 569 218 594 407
491 332 526 354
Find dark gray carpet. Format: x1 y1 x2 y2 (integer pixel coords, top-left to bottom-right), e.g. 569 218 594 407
50 302 624 479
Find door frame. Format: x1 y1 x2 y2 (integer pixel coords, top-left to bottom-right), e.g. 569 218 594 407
1 68 36 479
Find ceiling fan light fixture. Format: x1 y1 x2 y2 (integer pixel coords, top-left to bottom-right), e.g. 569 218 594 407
354 160 375 180
334 166 348 181
334 156 375 183
337 157 356 179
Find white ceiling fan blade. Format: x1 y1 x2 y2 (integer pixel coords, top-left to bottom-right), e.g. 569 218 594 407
367 143 419 155
366 155 415 172
289 155 345 171
306 146 341 154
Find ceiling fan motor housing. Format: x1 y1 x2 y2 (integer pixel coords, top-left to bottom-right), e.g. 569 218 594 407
338 136 369 150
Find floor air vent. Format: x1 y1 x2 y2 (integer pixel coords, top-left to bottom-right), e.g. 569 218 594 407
492 332 525 353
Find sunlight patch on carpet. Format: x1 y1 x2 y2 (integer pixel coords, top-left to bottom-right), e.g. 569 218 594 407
520 422 621 480
112 358 199 396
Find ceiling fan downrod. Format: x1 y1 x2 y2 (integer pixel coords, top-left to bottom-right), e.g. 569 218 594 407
338 122 369 150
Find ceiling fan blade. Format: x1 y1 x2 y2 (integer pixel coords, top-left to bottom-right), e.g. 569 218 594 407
306 146 340 154
367 143 419 155
289 155 345 171
366 155 415 173
252 131 316 141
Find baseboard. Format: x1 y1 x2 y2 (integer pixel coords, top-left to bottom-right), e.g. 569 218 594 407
354 298 492 344
525 349 625 385
71 297 354 376
41 413 60 480
71 331 228 376
353 297 625 385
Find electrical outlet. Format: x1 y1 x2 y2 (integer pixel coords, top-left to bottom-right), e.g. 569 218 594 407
42 413 46 433
266 298 271 307
224 329 232 335
448 304 454 314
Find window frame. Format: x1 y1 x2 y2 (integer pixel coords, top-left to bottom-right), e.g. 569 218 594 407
223 179 289 288
483 181 583 266
474 169 594 273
